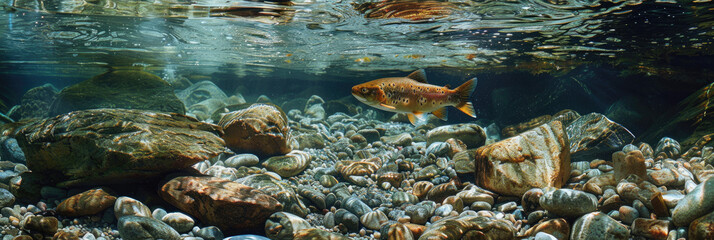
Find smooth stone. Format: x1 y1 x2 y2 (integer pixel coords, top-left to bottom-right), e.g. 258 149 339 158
195 226 224 240
0 137 25 163
404 205 430 225
655 137 681 159
496 202 517 213
159 176 282 233
618 206 638 225
357 129 380 143
613 150 646 181
118 216 180 240
419 215 515 239
631 218 670 240
57 188 116 217
672 177 714 227
0 188 14 208
535 232 558 240
391 191 418 206
633 200 650 218
218 103 292 158
323 212 335 228
114 196 151 219
161 212 195 233
434 204 454 217
571 212 629 240
265 212 311 240
426 124 486 148
471 201 492 211
381 133 413 147
224 154 260 168
540 189 598 218
344 196 372 217
689 211 714 240
524 218 570 239
152 208 167 220
225 235 271 240
334 209 359 232
20 216 58 235
262 150 311 178
474 121 570 196
360 210 388 230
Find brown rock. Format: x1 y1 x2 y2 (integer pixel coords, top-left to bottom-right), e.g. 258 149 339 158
21 216 58 235
219 103 292 158
426 179 460 203
15 109 224 187
419 215 515 239
474 121 570 196
159 176 282 233
689 211 714 240
412 181 434 200
426 124 486 148
613 150 646 181
56 188 116 217
523 218 569 239
445 138 467 157
631 218 669 240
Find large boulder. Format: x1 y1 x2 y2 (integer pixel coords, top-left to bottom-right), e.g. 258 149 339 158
219 103 292 158
14 109 224 187
159 176 282 233
474 121 571 196
566 113 634 161
49 70 185 115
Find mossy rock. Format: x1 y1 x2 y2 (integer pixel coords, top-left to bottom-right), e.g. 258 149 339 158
50 70 185 115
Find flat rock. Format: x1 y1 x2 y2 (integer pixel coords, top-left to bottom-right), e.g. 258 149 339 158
566 113 634 161
14 109 224 187
219 103 292 158
672 177 714 227
571 212 629 240
426 123 486 148
159 176 283 233
49 70 185 115
474 121 571 196
114 196 152 219
57 188 116 217
118 215 180 240
539 189 598 218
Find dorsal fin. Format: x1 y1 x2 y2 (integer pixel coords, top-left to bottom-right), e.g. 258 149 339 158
406 69 428 83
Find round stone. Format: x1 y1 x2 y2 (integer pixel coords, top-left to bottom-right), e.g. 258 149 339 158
161 212 195 233
539 189 597 218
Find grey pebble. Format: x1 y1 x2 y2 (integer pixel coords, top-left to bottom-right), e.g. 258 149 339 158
195 226 224 240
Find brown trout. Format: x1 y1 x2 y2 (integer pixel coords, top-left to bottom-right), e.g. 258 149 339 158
351 69 477 125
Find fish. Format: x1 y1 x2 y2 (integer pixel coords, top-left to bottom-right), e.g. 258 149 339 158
351 69 477 125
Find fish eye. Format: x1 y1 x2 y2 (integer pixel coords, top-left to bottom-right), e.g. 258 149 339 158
361 88 368 93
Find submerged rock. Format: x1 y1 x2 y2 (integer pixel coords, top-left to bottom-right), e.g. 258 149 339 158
426 124 486 148
262 150 311 178
418 215 515 239
672 177 714 227
566 113 634 161
236 174 309 217
539 189 598 218
265 212 311 240
176 81 228 108
613 150 647 181
571 212 629 240
219 103 292 158
50 70 185 115
118 215 180 240
57 188 116 217
8 84 57 120
159 176 283 233
14 109 224 187
474 121 570 196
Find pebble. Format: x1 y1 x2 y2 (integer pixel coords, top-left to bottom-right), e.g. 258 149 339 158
152 208 168 220
496 202 517 213
471 201 491 211
118 216 180 240
113 196 152 219
618 206 638 225
334 209 359 232
535 232 559 240
195 226 224 240
433 204 453 217
404 205 430 225
161 212 195 233
539 189 597 218
631 218 670 239
360 210 388 230
571 212 629 240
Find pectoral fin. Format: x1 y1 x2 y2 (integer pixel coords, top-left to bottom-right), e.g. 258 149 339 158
379 103 397 110
431 107 448 121
407 113 418 125
413 111 426 120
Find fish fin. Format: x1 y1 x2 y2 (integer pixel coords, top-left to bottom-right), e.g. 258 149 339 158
379 103 397 110
431 107 448 121
454 78 477 118
407 113 418 125
413 111 426 120
406 69 428 83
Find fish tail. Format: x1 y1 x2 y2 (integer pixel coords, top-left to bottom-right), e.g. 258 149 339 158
454 78 477 118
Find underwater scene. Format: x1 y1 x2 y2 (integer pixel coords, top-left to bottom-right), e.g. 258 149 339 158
0 0 714 237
